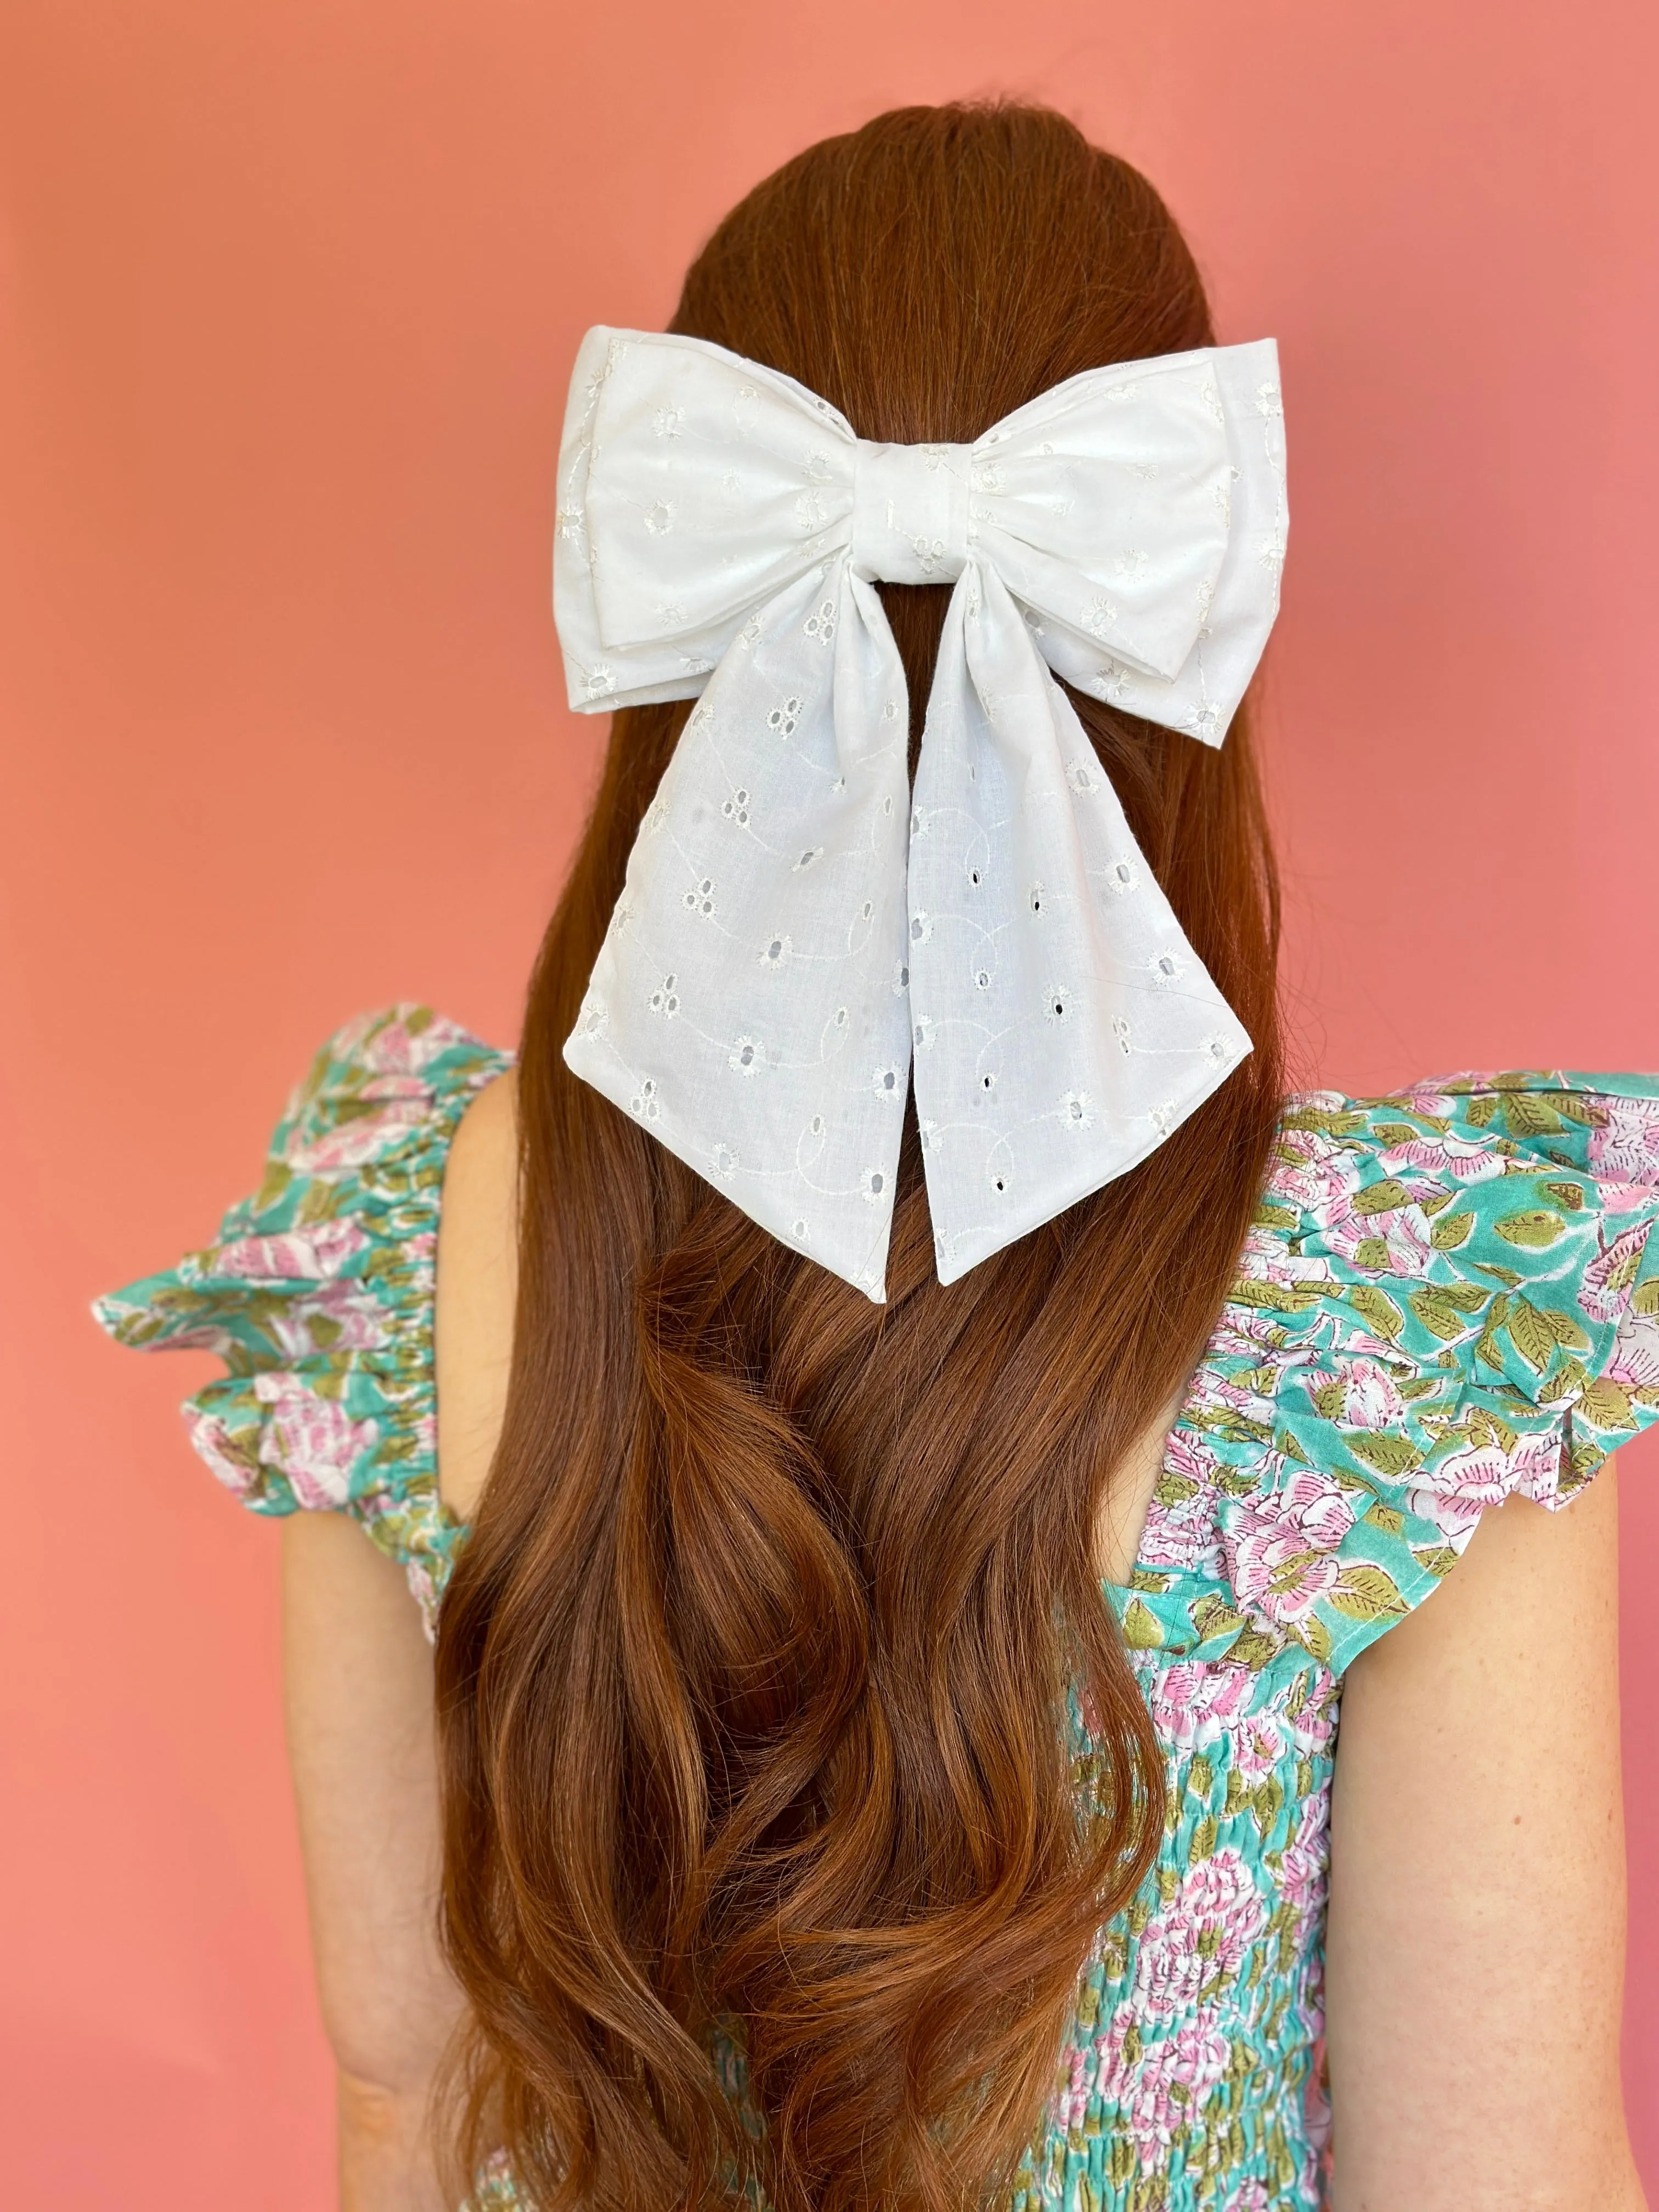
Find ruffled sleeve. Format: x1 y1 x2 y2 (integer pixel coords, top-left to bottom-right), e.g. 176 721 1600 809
93 1005 514 1628
1175 1071 1659 1677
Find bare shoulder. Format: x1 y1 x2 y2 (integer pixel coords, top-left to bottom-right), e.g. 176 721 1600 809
1326 1465 1641 2209
435 1066 520 1522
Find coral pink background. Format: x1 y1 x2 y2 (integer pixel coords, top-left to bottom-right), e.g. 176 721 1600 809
2 1 1656 2199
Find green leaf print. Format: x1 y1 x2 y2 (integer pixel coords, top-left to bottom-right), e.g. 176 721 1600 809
1295 1611 1334 1664
1350 1177 1415 1216
1121 1597 1163 1649
1579 1378 1637 1431
1231 1277 1324 1314
1409 1288 1473 1341
1541 1305 1591 1351
1538 1090 1609 1127
1541 1180 1586 1211
1225 1626 1283 1672
1505 1297 1556 1373
1253 1200 1299 1230
1430 1210 1474 1249
1190 1593 1246 1641
1342 1430 1424 1478
1130 1567 1172 1594
1498 1093 1564 1139
1494 1209 1567 1249
1474 1293 1511 1369
1328 1563 1410 1622
1346 1283 1405 1341
253 1158 294 1211
1412 1543 1461 1577
1363 1501 1405 1536
1633 1280 1659 1317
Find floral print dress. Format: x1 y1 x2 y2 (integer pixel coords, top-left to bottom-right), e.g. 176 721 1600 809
95 1005 1659 2212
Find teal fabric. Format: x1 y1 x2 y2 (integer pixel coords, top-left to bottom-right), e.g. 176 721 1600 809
94 1006 511 1628
97 1018 1659 2210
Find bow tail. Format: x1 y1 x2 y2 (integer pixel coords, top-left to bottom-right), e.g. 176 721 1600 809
906 565 1253 1283
562 558 912 1300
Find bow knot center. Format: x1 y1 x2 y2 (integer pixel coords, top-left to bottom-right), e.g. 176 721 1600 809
850 441 972 585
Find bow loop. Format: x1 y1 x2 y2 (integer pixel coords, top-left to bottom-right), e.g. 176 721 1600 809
552 326 1287 1297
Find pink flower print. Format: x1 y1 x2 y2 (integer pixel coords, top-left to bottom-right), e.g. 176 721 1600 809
1284 1678 1339 1762
1580 1221 1652 1324
1139 1429 1225 1573
1054 2042 1092 2134
1209 1304 1298 1365
1234 1232 1339 1306
215 1218 370 1284
1146 1659 1254 1755
1182 1360 1280 1438
1276 1796 1330 1923
1608 1304 1659 1390
1266 1119 1356 1222
264 1279 392 1362
330 1008 470 1077
1228 1712 1286 1788
1226 1468 1355 1626
1222 2184 1271 2212
1407 1425 1562 1541
286 1088 431 1175
1165 2014 1230 2093
1133 1849 1268 2019
1082 2000 1232 2157
1323 1355 1408 1430
1087 2001 1138 2111
183 1403 259 1498
1375 1128 1503 1183
252 1370 376 1508
1389 1081 1461 1119
1588 1093 1659 1186
1324 1190 1434 1279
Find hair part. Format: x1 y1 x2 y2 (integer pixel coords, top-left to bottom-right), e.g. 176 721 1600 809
436 99 1283 2212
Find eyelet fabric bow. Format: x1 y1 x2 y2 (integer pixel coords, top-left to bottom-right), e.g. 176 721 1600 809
554 327 1288 1301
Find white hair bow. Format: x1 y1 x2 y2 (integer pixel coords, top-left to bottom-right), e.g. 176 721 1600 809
553 327 1288 1300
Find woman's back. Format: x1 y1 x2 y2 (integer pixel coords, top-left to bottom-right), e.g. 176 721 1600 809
97 1003 1658 2205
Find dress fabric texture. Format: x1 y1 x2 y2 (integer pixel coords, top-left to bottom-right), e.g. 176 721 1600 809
95 1004 1659 2212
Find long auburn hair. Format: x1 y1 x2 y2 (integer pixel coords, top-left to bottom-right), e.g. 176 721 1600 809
437 101 1284 2212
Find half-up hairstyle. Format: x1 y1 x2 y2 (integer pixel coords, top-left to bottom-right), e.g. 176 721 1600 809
437 100 1284 2212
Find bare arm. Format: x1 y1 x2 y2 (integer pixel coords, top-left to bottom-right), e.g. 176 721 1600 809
283 1066 519 2205
283 1514 461 2209
1326 1463 1642 2211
